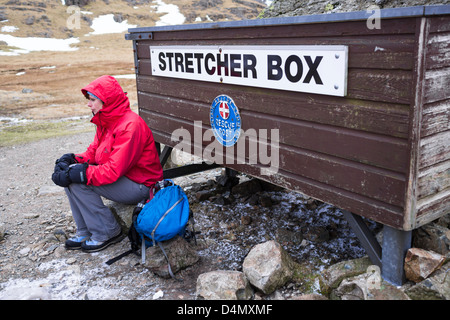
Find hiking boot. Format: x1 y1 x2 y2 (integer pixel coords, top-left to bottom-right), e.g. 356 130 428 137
81 232 123 253
65 235 90 250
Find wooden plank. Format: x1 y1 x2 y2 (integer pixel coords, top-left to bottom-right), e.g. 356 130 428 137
416 188 450 226
138 61 412 104
428 16 450 33
137 76 411 138
426 31 450 70
138 92 409 173
417 159 450 199
150 18 417 42
419 131 450 169
136 35 416 70
420 99 450 137
347 69 412 104
424 67 450 103
140 109 406 206
147 126 405 228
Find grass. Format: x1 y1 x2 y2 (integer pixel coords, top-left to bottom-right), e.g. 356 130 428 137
0 118 93 147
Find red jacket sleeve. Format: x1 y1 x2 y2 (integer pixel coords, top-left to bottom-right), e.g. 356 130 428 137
85 122 144 186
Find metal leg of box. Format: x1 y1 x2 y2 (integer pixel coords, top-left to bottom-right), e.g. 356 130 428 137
159 145 173 167
343 211 412 285
342 210 382 268
155 143 221 179
381 225 411 286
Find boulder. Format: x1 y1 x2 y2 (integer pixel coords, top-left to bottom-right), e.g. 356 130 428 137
105 199 135 234
144 236 199 279
242 240 297 294
332 271 410 300
231 179 262 196
196 270 254 300
320 256 372 295
404 248 445 283
405 261 450 300
412 222 450 256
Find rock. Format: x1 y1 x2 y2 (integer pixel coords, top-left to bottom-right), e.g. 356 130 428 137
436 213 450 229
24 214 40 219
19 247 31 256
276 228 303 245
241 215 252 225
405 261 450 300
259 195 273 207
413 222 450 256
320 256 372 295
144 236 199 279
195 190 214 202
38 185 65 196
215 173 239 190
261 0 443 19
332 271 410 300
231 179 262 196
22 88 33 93
113 13 124 23
152 290 164 300
304 226 329 243
292 293 328 300
404 248 445 283
0 281 51 300
0 223 6 241
196 270 254 300
0 12 8 22
64 0 92 6
105 199 135 234
53 229 67 242
24 16 35 25
242 240 297 294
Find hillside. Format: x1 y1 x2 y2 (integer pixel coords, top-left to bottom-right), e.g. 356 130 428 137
0 0 266 128
1 0 266 39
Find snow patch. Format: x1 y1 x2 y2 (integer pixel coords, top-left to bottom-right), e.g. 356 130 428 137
152 0 186 26
0 34 79 56
87 14 137 35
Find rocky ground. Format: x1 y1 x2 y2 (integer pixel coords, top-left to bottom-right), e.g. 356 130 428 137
0 0 448 302
0 128 380 300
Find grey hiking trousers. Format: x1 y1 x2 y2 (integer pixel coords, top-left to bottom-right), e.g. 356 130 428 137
65 176 150 242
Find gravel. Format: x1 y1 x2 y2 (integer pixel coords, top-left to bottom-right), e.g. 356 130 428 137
0 129 377 300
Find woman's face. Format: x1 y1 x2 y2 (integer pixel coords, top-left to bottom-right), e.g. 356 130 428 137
87 96 103 115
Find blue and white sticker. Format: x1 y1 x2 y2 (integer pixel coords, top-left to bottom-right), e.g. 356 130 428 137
210 95 241 147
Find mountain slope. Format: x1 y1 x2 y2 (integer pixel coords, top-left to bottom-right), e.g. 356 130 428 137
0 0 266 39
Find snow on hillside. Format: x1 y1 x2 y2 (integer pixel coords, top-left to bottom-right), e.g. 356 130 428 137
0 0 185 56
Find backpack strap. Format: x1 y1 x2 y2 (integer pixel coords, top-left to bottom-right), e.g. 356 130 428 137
106 249 134 266
157 241 182 281
141 236 146 265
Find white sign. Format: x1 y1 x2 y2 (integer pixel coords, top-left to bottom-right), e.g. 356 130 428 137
150 45 348 96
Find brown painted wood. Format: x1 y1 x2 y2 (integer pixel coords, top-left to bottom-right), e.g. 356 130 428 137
128 10 450 231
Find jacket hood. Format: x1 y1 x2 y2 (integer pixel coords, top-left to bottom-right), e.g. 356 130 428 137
81 75 130 127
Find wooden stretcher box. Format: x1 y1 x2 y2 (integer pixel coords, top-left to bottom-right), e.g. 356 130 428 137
125 5 449 235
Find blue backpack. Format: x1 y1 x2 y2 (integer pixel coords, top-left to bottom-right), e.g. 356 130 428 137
135 182 190 247
106 180 193 280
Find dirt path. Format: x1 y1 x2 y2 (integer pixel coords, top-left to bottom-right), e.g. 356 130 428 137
0 130 220 299
0 127 373 300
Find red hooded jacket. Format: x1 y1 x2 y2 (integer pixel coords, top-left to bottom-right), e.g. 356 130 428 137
75 75 163 187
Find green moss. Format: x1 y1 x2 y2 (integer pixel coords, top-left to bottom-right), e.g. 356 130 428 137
0 118 92 147
324 3 334 12
291 262 325 295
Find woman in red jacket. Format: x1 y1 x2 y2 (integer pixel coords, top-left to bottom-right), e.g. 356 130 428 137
52 75 163 252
